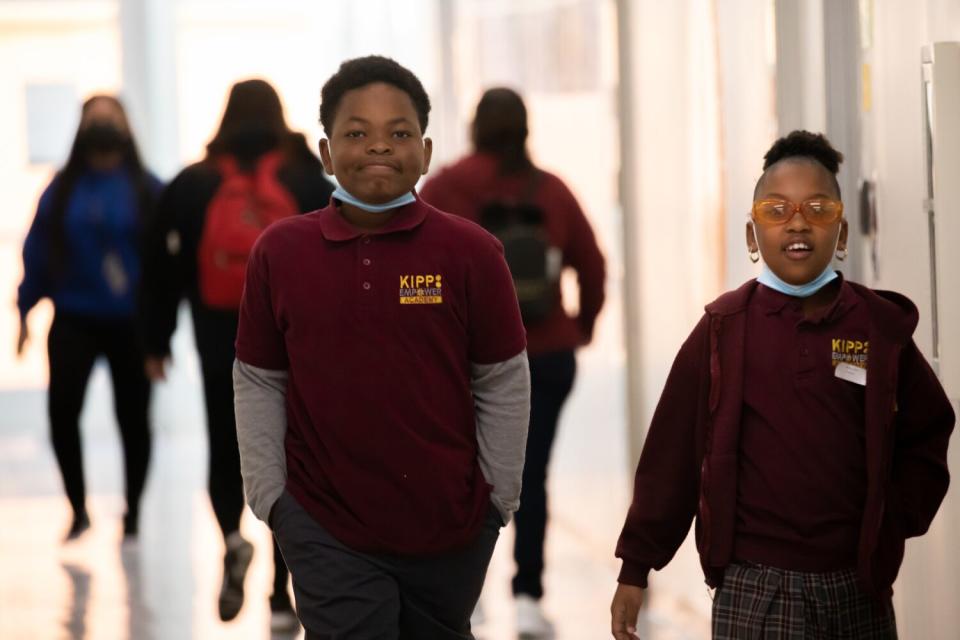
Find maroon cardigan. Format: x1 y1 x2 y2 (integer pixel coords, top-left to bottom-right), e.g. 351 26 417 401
616 279 954 596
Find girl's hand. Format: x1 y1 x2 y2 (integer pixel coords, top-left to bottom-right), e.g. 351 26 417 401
611 583 644 639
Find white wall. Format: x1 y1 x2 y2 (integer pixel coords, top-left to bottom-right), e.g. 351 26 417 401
774 0 826 134
717 0 777 291
120 0 179 178
171 0 441 169
868 1 960 637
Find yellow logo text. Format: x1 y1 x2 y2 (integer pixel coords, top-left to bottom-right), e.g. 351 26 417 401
399 274 443 305
831 338 868 368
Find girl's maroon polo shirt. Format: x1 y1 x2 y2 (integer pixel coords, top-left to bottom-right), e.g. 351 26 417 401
235 195 526 554
735 279 870 571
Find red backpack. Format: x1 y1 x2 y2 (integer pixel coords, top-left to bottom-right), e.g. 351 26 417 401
197 151 298 309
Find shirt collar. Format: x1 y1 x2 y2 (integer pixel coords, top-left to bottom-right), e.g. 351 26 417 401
755 271 860 323
317 191 429 241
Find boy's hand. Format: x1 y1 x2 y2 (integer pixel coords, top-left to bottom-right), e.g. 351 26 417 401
611 583 644 639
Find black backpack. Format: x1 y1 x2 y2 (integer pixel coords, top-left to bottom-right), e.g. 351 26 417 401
479 171 561 326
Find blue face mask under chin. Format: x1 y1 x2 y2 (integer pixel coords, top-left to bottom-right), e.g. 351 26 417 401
753 224 839 298
757 263 838 298
332 185 416 213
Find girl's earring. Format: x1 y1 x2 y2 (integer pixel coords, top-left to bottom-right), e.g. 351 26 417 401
749 248 760 264
836 247 848 261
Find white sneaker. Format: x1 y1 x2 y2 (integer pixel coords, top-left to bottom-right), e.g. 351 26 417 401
515 595 554 639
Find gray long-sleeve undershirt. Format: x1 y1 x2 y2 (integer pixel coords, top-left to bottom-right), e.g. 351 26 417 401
233 351 531 526
471 352 531 523
233 361 289 523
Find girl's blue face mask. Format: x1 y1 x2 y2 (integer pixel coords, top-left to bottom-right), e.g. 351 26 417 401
757 263 837 298
332 185 416 213
752 223 839 298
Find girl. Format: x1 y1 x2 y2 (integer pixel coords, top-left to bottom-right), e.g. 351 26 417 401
610 131 953 639
17 95 161 542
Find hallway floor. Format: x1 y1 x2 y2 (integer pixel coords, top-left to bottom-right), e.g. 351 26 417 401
0 315 711 640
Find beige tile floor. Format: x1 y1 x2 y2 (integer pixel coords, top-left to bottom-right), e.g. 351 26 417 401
0 317 711 640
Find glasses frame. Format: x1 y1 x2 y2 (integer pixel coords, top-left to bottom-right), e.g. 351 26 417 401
751 198 844 226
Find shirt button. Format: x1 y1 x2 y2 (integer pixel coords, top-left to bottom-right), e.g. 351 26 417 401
362 258 371 266
363 282 371 290
362 236 371 245
801 347 809 356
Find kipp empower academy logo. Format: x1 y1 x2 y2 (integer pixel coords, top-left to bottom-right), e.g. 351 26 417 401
831 337 868 368
399 274 443 305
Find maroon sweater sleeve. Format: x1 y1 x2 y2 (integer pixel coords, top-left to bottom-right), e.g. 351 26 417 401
615 315 710 587
889 339 955 538
556 181 606 343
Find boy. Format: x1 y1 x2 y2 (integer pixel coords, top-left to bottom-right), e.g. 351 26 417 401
233 56 530 639
610 131 953 639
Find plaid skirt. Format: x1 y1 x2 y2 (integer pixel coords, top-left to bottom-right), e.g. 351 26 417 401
712 563 898 639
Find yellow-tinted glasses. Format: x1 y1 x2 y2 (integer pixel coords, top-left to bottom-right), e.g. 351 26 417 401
751 198 844 226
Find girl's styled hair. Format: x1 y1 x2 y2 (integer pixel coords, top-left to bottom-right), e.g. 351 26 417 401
756 130 844 198
472 87 532 175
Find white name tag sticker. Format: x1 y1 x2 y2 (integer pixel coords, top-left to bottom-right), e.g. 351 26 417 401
835 362 867 386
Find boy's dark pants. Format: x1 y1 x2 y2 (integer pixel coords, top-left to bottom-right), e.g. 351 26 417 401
271 490 501 640
512 349 576 599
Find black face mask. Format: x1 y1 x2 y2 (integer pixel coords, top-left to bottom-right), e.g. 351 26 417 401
78 122 129 154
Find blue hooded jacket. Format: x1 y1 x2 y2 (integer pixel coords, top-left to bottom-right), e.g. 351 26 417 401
18 168 162 319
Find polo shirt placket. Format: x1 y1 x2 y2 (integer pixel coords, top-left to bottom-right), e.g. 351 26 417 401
735 279 870 572
358 234 376 315
793 303 817 380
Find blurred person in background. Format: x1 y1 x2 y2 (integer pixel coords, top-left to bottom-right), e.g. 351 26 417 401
421 87 606 638
140 79 333 631
16 95 162 543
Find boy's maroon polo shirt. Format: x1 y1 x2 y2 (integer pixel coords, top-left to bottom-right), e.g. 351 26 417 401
235 195 526 555
735 277 870 571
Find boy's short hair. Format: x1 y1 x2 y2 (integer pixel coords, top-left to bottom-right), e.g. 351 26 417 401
754 130 844 198
319 55 431 135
